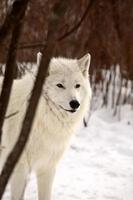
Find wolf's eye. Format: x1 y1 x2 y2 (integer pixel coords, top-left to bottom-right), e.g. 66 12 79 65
56 83 64 89
75 84 80 88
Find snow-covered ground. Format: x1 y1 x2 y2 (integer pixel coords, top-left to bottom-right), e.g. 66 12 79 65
3 105 133 200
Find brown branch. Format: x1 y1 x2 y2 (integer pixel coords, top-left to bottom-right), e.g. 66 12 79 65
0 0 30 143
0 0 70 197
18 42 46 49
58 0 94 41
1 42 46 51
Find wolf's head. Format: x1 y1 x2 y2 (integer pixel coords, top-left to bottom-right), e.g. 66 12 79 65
38 53 91 114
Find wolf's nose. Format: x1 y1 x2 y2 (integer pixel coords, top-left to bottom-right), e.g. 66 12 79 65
69 100 80 109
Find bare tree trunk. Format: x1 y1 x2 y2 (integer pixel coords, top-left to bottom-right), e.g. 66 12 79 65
0 0 70 198
0 0 30 142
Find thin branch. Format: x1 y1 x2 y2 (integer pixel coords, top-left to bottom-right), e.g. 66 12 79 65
5 111 19 119
58 0 94 41
0 0 30 143
0 0 70 197
1 42 46 51
18 42 46 49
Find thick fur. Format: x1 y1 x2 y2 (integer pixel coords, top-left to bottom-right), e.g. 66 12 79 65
0 54 92 200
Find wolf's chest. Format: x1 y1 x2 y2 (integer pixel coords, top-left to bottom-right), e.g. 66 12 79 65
25 121 71 169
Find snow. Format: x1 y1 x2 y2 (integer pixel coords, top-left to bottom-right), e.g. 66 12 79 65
2 105 133 200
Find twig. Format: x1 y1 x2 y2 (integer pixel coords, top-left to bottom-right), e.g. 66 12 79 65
18 42 46 49
5 111 19 119
58 0 94 41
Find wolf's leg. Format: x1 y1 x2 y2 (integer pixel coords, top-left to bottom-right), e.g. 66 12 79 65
37 167 56 200
10 163 29 200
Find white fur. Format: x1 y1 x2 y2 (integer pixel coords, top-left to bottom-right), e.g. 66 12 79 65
0 54 92 200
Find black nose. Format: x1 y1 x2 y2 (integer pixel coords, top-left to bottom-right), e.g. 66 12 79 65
69 100 80 109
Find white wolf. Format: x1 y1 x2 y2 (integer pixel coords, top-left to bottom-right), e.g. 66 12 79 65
0 53 92 200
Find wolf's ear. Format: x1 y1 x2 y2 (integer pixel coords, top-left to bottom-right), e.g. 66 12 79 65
78 53 91 76
37 52 42 66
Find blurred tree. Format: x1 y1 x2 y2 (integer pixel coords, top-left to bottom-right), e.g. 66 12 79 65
0 0 133 80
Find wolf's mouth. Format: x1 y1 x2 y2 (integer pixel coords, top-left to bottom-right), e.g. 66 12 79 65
59 106 76 113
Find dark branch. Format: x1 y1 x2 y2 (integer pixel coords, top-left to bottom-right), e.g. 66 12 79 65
5 111 19 119
0 0 30 196
58 0 94 41
18 42 46 49
0 0 30 143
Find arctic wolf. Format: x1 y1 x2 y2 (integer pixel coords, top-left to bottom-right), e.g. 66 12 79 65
1 53 92 200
